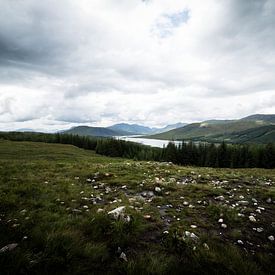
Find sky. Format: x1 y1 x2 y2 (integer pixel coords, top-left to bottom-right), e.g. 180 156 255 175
0 0 275 131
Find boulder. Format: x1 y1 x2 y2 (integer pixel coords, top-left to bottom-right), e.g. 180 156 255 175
108 206 125 220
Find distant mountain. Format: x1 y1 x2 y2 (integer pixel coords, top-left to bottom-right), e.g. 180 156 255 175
108 123 153 135
108 122 187 135
63 126 130 137
146 114 275 144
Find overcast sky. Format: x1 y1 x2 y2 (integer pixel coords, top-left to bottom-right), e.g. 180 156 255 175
0 0 274 131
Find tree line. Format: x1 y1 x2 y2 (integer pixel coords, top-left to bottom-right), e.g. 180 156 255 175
0 131 274 168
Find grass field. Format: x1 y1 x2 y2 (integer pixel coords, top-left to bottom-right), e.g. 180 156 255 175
0 140 274 274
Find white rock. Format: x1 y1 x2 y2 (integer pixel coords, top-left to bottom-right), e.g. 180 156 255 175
119 252 127 262
185 231 191 237
0 243 18 253
256 227 264 233
249 216 257 222
203 243 209 250
218 218 224 223
215 196 225 201
268 235 274 241
190 233 198 239
108 206 125 220
221 223 227 229
123 215 131 223
155 187 161 193
190 225 197 229
237 240 244 245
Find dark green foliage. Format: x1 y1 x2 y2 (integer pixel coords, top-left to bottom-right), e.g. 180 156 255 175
0 132 274 168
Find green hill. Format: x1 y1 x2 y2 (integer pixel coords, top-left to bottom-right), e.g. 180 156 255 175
63 126 130 137
147 119 275 144
241 114 275 123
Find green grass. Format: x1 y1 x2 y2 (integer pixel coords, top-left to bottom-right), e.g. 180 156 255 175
0 140 274 274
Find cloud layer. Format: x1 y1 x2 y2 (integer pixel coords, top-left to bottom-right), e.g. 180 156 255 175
0 0 274 131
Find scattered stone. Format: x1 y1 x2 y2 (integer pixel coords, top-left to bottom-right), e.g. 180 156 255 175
97 208 104 213
249 216 257 222
215 196 225 201
143 215 151 220
0 243 18 253
124 215 131 223
218 218 223 223
183 201 189 206
252 198 257 203
155 187 161 193
221 223 227 229
256 227 264 233
239 195 244 199
203 243 209 250
119 252 127 262
266 198 272 203
237 240 244 245
185 231 191 237
163 230 169 234
108 206 125 220
268 235 274 242
190 233 198 239
190 225 197 229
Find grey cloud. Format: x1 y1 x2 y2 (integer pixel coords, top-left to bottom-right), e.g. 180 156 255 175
0 0 274 130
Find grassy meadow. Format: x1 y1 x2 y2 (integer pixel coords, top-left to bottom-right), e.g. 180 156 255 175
0 140 274 274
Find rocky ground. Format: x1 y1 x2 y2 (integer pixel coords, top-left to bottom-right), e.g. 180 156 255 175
0 140 274 274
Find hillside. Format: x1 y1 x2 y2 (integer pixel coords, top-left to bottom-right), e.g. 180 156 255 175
147 117 275 143
241 114 275 123
0 140 275 274
63 126 130 137
206 125 275 144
